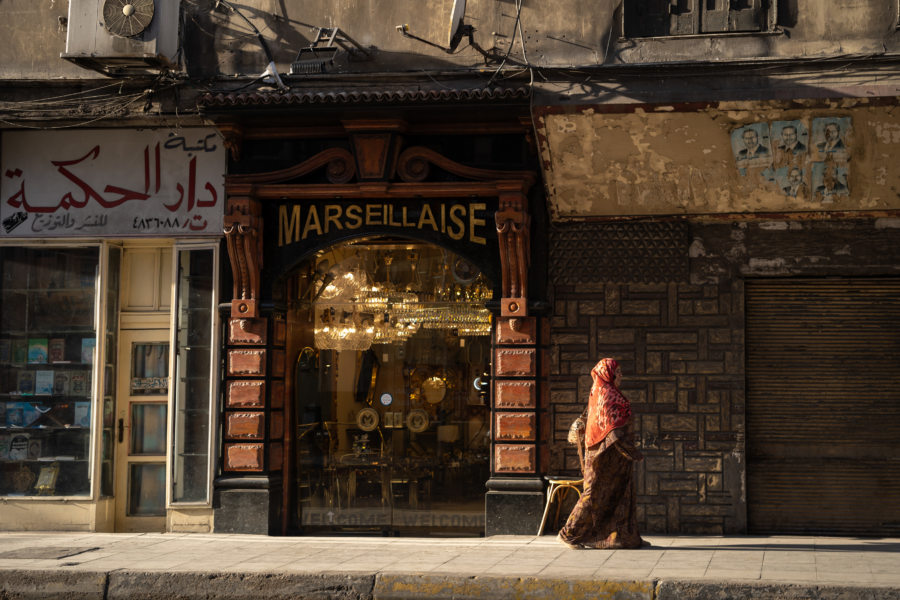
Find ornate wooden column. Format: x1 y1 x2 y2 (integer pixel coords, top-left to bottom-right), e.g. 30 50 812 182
215 193 287 534
486 183 548 535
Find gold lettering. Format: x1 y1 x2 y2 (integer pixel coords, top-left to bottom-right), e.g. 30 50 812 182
388 204 401 227
278 204 301 247
301 205 322 239
345 205 363 229
440 203 446 234
447 204 466 240
324 205 343 234
402 206 414 227
365 204 382 226
417 204 438 232
469 203 487 244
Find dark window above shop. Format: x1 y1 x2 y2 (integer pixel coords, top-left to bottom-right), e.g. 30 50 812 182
624 0 775 37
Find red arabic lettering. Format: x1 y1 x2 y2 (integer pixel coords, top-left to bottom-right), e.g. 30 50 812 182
167 156 217 212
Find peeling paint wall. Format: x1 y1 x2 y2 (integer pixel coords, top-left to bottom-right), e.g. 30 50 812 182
539 102 900 219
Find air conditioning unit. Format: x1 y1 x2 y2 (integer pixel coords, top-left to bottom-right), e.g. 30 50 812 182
62 0 179 76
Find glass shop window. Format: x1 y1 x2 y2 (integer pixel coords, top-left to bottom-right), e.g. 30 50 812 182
170 247 216 504
0 247 99 497
289 239 493 535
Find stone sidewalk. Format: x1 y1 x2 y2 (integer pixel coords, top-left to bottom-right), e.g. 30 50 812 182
0 532 898 599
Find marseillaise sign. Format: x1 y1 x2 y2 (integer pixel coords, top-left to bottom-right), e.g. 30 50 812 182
265 198 500 281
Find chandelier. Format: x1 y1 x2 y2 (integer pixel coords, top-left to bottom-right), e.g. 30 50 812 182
311 250 492 351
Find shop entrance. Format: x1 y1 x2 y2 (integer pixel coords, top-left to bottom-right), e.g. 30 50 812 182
114 328 169 532
287 238 493 535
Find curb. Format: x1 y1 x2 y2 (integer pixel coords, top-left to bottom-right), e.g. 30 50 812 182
656 580 900 600
2 570 900 600
373 573 653 600
0 569 108 600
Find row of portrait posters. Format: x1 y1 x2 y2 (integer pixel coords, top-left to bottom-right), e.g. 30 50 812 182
731 117 851 204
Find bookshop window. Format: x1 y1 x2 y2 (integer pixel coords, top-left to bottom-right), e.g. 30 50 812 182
0 247 99 497
624 0 774 37
171 246 216 504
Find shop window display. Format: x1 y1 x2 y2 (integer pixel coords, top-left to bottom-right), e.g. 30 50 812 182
0 247 99 496
289 239 493 534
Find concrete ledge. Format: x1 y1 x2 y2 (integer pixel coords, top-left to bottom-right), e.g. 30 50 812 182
657 580 900 600
106 571 375 600
3 569 900 600
0 569 107 600
373 574 654 600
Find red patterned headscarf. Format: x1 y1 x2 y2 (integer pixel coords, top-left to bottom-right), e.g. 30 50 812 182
585 358 632 447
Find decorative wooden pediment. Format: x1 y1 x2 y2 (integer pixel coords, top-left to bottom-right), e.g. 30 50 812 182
227 148 356 186
225 144 535 189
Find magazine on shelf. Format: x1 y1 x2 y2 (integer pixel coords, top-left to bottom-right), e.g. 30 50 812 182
0 433 10 459
70 373 87 396
81 338 96 364
49 338 66 363
12 339 27 364
0 339 10 363
73 402 91 428
27 338 48 364
8 433 29 460
17 371 35 395
35 370 54 395
53 371 69 396
27 438 41 460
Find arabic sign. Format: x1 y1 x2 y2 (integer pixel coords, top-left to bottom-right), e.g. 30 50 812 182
1 128 225 237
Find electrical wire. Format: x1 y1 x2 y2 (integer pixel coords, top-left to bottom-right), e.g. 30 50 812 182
0 77 184 130
0 90 150 129
486 0 526 87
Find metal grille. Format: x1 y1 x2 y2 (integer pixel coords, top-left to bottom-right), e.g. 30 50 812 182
746 278 900 536
550 221 688 284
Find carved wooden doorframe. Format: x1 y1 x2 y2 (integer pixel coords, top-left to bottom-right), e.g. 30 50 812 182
218 119 543 532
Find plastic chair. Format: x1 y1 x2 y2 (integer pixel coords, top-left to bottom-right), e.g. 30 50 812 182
537 476 584 535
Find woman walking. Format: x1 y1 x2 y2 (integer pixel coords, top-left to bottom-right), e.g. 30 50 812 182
558 358 645 549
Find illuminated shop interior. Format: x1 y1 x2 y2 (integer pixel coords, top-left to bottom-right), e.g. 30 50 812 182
286 238 494 534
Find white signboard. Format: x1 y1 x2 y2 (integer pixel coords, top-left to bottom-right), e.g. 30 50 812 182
1 128 225 237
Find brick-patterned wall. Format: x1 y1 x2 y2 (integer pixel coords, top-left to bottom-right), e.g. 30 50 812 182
549 279 746 534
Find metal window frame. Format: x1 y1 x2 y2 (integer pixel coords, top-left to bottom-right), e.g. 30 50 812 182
165 241 220 508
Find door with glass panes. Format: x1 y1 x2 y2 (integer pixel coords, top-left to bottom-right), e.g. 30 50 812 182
114 329 170 532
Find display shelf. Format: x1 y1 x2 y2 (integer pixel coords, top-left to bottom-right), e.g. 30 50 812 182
0 426 89 431
3 458 88 462
0 247 100 498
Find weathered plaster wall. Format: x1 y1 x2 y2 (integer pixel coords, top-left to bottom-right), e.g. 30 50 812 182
538 101 900 219
0 0 86 79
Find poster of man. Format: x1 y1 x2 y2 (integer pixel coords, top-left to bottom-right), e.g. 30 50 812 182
772 120 809 168
812 161 849 203
812 117 851 160
731 124 773 171
777 166 809 199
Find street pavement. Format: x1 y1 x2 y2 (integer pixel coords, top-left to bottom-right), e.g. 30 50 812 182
0 531 898 599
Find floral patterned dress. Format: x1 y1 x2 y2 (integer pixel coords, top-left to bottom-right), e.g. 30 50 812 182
558 358 644 549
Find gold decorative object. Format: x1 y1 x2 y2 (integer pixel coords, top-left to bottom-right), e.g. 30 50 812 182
11 464 36 494
422 376 447 405
35 462 60 496
356 407 379 432
407 409 429 433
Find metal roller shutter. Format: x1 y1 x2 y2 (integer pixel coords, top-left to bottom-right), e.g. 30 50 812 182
746 278 900 535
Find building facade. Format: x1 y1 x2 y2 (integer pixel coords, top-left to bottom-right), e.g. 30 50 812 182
1 0 898 536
